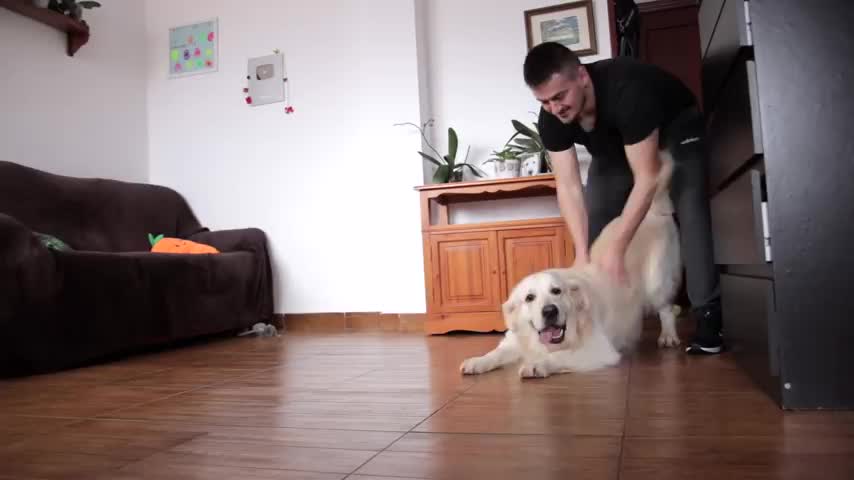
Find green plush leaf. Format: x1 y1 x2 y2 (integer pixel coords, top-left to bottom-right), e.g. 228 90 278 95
35 232 72 252
149 233 164 246
418 151 444 167
432 164 450 183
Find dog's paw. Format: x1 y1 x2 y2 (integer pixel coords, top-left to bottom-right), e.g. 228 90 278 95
518 361 550 379
460 357 493 375
657 331 681 348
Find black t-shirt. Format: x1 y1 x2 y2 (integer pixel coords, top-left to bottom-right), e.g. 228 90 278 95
538 57 696 159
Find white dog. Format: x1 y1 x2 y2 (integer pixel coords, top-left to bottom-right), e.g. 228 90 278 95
460 151 683 378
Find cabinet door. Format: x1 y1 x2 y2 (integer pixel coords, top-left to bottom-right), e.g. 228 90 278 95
639 3 704 108
498 227 569 301
429 231 500 313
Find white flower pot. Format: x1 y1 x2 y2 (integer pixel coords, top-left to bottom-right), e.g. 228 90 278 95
493 159 520 178
520 154 542 176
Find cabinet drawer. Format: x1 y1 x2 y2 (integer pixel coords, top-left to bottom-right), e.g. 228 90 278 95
707 58 763 189
702 0 752 109
710 168 771 265
721 273 780 401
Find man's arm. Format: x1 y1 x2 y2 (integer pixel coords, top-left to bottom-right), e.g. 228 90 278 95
609 128 662 255
550 147 590 266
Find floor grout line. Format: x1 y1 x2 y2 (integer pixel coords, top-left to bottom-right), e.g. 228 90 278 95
617 354 635 480
341 377 481 479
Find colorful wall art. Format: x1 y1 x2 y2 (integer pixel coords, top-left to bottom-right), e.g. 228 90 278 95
169 18 218 78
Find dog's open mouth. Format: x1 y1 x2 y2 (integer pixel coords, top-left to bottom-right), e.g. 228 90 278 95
538 325 565 345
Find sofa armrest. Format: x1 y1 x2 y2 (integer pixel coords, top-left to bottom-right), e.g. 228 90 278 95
188 227 274 322
187 227 267 253
0 213 58 320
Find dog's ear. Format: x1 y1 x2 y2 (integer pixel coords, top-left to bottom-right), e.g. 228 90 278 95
502 295 521 332
565 278 588 311
575 309 593 342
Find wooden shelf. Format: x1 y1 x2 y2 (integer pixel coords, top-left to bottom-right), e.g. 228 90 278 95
0 0 90 56
415 174 558 230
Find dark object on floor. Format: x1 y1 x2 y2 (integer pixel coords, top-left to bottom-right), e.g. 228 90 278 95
0 161 274 377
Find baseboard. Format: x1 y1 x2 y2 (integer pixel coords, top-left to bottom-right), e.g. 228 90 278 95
274 312 427 333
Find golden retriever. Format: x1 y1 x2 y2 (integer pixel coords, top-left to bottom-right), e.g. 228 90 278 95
460 151 682 378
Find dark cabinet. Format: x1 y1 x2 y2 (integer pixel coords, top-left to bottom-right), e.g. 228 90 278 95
701 0 854 409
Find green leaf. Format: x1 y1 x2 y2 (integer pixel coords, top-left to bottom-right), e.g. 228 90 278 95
433 164 450 183
456 163 485 177
77 1 102 8
447 128 458 165
513 138 540 150
512 120 539 139
418 151 444 167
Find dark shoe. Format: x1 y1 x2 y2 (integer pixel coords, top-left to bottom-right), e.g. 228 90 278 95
685 301 724 355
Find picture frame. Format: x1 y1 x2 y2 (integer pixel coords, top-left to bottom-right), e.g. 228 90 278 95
168 18 219 79
524 1 597 56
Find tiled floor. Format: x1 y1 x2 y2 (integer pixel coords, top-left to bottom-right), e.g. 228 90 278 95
1 323 854 479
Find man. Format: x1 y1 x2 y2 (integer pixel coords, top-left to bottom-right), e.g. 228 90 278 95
523 41 722 354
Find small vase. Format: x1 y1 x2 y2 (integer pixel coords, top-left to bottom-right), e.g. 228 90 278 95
494 159 521 178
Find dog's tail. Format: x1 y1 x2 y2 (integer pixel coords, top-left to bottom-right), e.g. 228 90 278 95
649 150 676 216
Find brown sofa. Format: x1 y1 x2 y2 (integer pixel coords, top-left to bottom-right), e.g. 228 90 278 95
0 161 274 377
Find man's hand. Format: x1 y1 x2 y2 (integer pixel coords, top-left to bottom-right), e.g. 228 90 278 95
596 244 628 286
608 129 662 261
550 147 590 266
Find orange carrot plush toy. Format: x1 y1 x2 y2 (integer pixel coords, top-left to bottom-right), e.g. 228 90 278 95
148 233 219 254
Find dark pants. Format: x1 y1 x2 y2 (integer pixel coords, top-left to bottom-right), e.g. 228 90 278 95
583 107 721 309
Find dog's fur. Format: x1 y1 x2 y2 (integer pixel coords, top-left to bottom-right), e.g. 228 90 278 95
460 151 683 378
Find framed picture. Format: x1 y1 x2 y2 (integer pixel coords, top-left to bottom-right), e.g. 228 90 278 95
169 18 218 78
524 1 597 56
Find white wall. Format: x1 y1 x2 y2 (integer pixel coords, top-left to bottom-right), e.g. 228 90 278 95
0 3 148 182
418 0 613 224
145 0 425 314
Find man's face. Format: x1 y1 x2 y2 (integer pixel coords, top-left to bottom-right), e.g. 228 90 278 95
532 68 585 124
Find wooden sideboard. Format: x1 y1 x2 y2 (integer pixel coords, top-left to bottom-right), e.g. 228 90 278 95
415 174 574 334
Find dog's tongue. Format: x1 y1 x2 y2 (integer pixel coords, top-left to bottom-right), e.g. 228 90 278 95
539 326 561 345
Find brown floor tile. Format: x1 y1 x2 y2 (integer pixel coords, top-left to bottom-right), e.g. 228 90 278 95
154 438 376 474
0 451 127 479
0 385 184 418
357 449 618 479
621 436 854 479
1 331 852 480
106 460 344 480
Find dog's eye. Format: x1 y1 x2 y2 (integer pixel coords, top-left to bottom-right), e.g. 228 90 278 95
525 293 535 302
551 287 562 295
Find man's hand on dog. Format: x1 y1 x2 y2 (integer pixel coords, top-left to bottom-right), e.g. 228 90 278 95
597 244 628 286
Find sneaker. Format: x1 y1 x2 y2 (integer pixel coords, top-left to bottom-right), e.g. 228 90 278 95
685 301 724 355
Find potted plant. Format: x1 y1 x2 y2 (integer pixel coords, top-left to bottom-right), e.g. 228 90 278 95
504 117 551 173
48 0 102 22
483 146 521 178
396 119 484 183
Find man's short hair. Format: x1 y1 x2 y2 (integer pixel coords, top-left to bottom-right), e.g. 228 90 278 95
523 42 581 87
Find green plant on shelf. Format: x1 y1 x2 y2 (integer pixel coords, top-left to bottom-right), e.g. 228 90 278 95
395 119 485 183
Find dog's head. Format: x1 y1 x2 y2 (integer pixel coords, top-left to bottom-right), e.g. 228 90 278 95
502 269 593 351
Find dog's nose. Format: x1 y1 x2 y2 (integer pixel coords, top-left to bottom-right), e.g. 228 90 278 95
542 304 558 321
